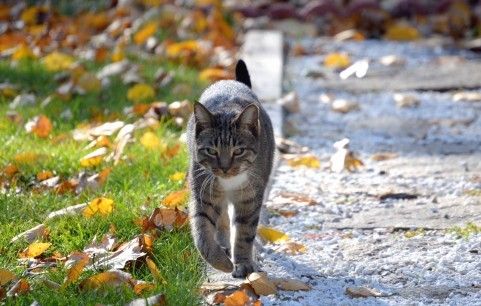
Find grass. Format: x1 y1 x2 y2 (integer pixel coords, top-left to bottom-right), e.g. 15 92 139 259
0 58 207 305
448 222 481 239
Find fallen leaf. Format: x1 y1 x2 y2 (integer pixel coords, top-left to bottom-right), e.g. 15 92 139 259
393 93 419 108
277 210 298 217
37 170 54 181
10 224 49 243
127 83 155 103
83 197 114 218
453 91 481 102
278 191 317 205
224 289 250 306
140 131 161 149
169 172 185 182
199 68 232 82
330 138 363 172
371 152 398 161
0 269 16 286
346 286 383 298
20 242 51 258
45 203 87 220
277 242 306 255
257 226 288 244
146 257 166 284
3 164 18 177
42 52 75 71
162 190 188 208
76 73 102 93
6 279 29 297
88 236 146 270
385 23 420 41
80 147 108 167
80 270 134 291
286 154 320 169
331 99 359 113
13 152 41 164
273 278 310 291
247 272 277 296
133 282 156 295
134 21 158 45
146 207 188 231
12 44 36 61
324 52 351 69
63 252 89 287
25 115 53 138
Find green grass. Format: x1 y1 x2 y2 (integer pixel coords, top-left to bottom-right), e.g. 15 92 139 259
0 59 207 305
449 222 481 239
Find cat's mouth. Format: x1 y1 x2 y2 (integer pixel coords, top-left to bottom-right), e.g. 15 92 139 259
212 167 241 178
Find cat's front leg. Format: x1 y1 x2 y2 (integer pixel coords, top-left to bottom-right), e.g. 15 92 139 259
230 197 262 278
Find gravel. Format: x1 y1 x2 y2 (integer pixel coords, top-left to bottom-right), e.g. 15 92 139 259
256 38 481 305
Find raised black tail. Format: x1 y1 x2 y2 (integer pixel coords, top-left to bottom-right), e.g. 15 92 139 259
235 59 251 89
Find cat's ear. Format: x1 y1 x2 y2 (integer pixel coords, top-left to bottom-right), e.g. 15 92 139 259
236 104 259 136
194 102 213 135
235 59 251 89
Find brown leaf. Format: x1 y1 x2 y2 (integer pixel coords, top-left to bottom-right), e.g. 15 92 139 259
88 236 146 270
346 286 383 298
247 272 277 296
36 170 54 181
10 224 49 243
133 281 156 295
371 152 398 161
162 189 188 208
277 242 306 255
224 289 250 306
6 279 30 297
80 270 134 291
278 192 317 205
25 115 53 138
146 257 166 284
63 252 89 287
286 154 320 169
273 278 310 291
0 268 16 286
45 203 87 220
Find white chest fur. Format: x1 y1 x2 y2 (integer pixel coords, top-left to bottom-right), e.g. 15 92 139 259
217 172 248 191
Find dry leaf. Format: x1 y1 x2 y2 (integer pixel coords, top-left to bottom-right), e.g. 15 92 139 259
346 286 383 298
3 164 19 177
10 224 48 243
199 68 232 82
169 172 185 182
393 93 419 108
45 203 87 220
14 152 41 164
127 83 155 103
89 236 146 270
146 257 166 284
247 272 277 296
385 23 420 41
83 197 114 218
331 99 359 113
257 226 288 244
286 154 320 169
63 253 89 287
162 190 188 208
12 44 36 61
6 279 30 297
125 293 166 306
278 192 317 205
133 282 156 295
0 269 16 286
324 52 351 69
25 115 53 138
77 73 102 93
453 91 481 102
42 52 75 71
273 278 310 291
37 170 54 181
140 131 161 149
20 242 51 258
330 138 363 172
80 270 134 291
80 147 108 167
371 152 398 161
134 21 158 45
224 290 250 306
277 242 306 255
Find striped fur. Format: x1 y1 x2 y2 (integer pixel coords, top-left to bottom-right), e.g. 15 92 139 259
187 61 275 278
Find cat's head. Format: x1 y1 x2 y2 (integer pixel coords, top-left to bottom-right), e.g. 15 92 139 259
193 102 259 178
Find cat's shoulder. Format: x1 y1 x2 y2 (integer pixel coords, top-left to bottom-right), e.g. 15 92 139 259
200 80 257 102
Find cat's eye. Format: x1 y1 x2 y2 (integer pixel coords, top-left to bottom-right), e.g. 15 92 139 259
233 148 245 156
203 148 217 155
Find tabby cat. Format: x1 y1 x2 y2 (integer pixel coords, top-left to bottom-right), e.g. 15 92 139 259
187 60 275 278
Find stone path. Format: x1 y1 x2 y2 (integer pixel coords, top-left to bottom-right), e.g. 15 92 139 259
257 38 481 305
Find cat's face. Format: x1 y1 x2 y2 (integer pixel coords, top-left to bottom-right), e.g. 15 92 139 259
193 103 259 178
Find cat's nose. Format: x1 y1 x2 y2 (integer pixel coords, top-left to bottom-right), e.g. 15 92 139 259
220 166 229 174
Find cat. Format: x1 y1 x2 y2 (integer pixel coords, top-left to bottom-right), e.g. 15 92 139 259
187 60 275 278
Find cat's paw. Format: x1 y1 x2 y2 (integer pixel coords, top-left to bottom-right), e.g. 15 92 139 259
231 262 259 278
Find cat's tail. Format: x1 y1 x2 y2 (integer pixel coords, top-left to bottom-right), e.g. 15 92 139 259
190 209 233 272
235 59 251 89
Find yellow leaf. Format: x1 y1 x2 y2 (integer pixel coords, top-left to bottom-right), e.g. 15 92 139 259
287 154 320 169
14 152 40 164
134 21 158 45
83 197 114 218
199 68 232 82
133 282 156 295
140 131 161 149
80 271 131 291
42 52 75 71
324 52 351 69
20 242 51 258
278 242 306 255
12 44 36 61
77 73 101 93
63 253 89 287
127 83 155 103
37 170 53 181
258 225 288 244
166 40 199 58
0 268 16 286
25 115 53 138
80 147 107 167
21 7 41 25
162 190 188 208
146 257 166 284
111 46 125 62
169 171 185 182
385 23 420 41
